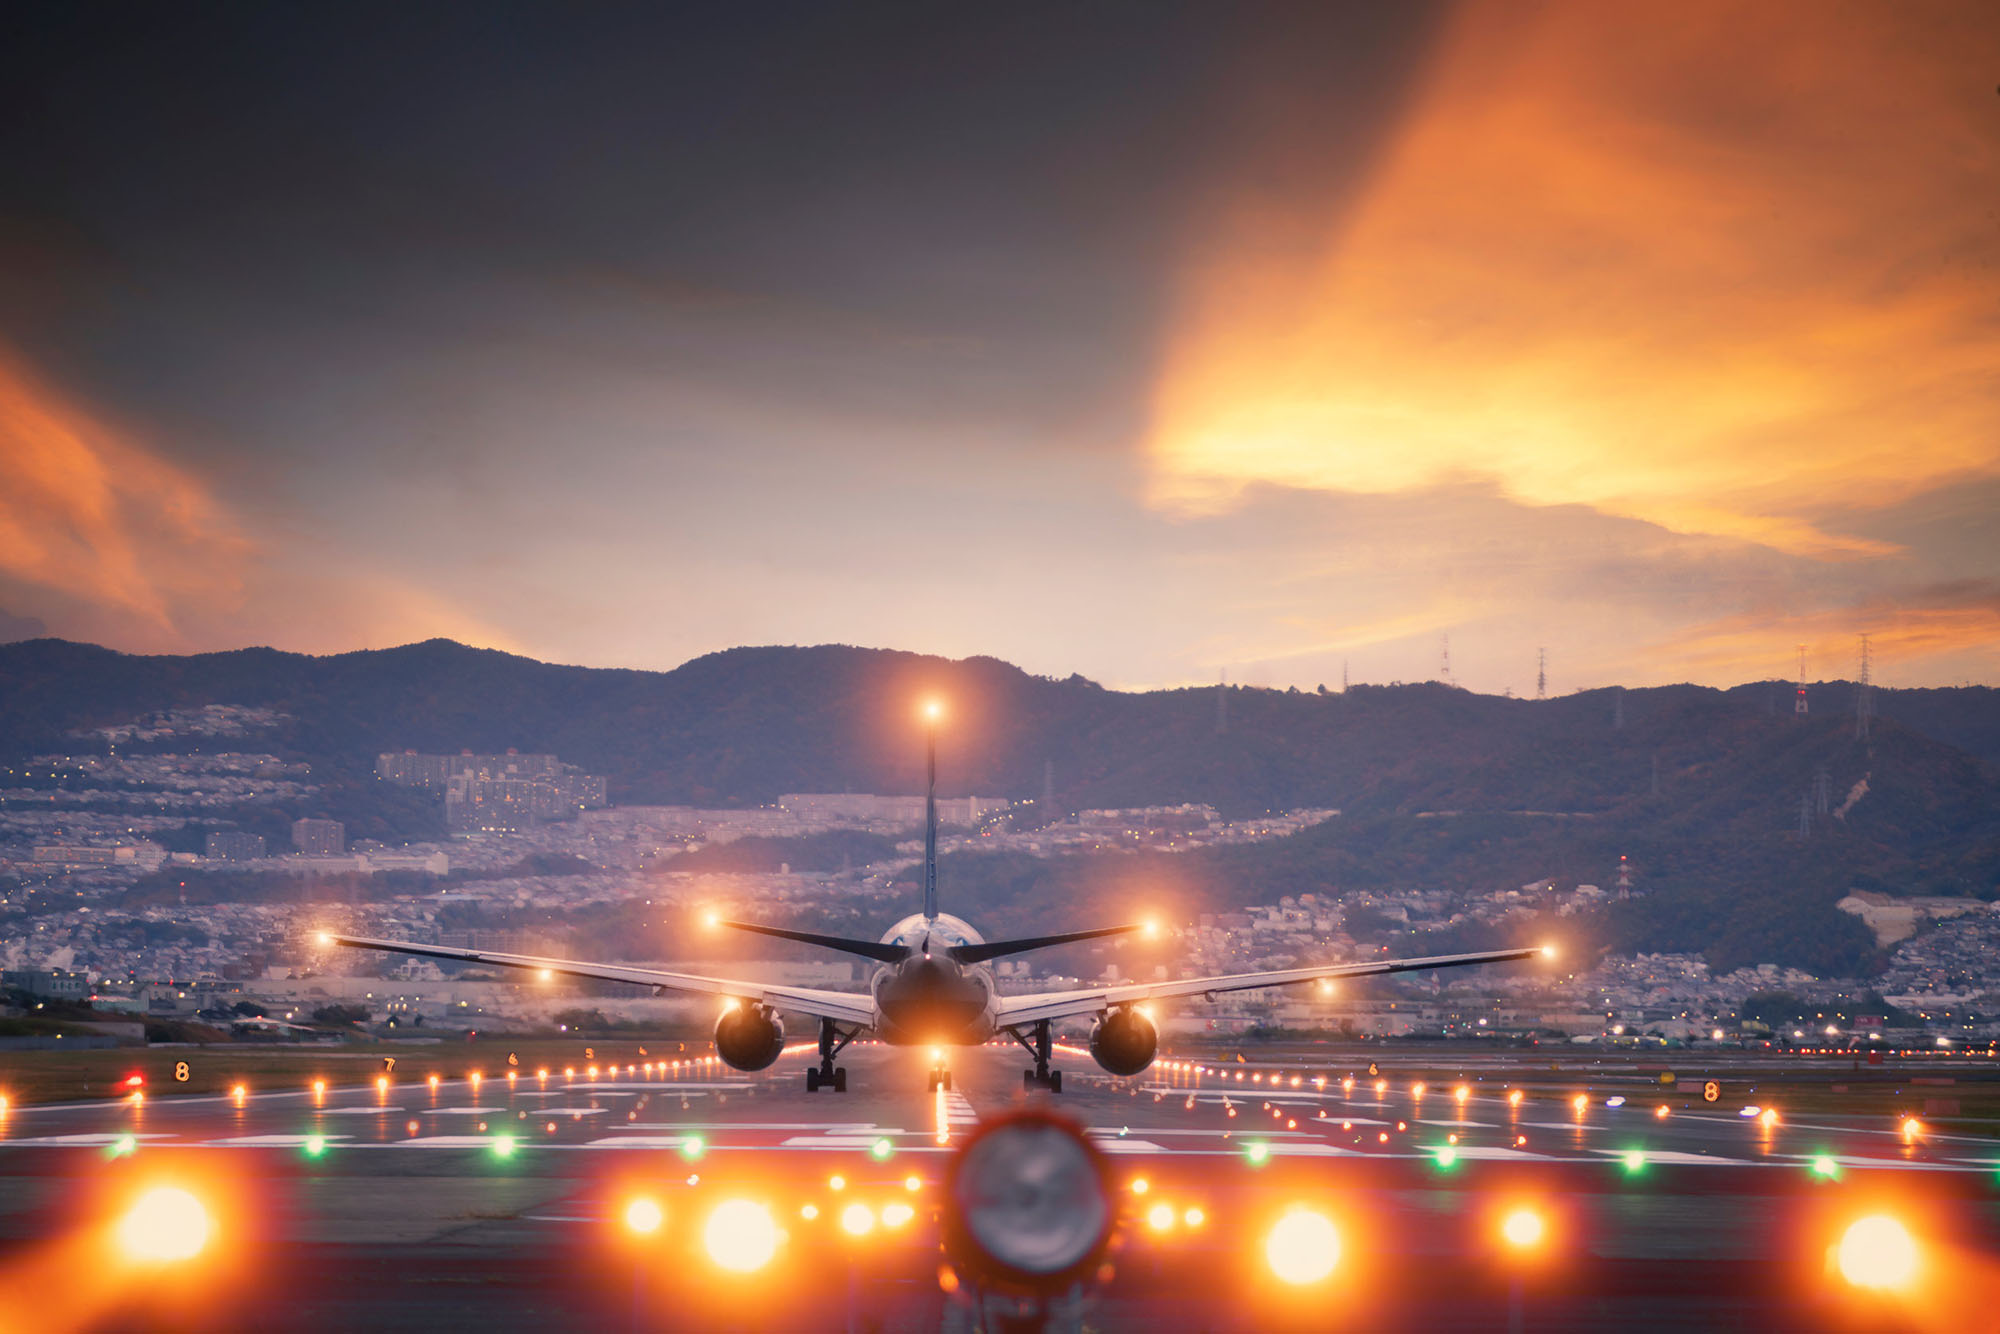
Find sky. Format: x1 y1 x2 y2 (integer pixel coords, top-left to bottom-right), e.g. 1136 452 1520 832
0 1 1995 695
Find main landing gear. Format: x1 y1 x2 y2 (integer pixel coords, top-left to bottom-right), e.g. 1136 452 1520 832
807 1019 855 1093
928 1065 953 1093
1008 1020 1062 1093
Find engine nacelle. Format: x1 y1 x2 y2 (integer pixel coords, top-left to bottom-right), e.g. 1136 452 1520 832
714 1004 785 1071
1088 1007 1158 1077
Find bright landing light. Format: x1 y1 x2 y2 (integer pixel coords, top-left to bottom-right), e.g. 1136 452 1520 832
624 1197 664 1236
704 1200 780 1273
1836 1215 1919 1290
1265 1209 1340 1285
116 1186 212 1262
1501 1208 1546 1249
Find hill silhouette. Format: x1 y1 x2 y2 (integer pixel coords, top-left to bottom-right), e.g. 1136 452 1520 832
1 638 1996 977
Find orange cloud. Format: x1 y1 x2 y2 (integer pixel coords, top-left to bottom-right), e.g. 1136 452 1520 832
0 352 250 636
1145 2 2000 556
1652 581 2000 681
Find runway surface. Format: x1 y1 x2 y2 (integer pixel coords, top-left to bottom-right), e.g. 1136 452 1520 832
1 1042 1995 1330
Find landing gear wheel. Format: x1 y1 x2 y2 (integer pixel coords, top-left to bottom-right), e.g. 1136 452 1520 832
929 1068 954 1093
806 1068 820 1092
1049 1070 1062 1094
832 1067 847 1093
942 1070 953 1092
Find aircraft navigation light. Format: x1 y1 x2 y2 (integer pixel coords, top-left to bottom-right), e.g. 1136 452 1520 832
1264 1209 1340 1285
841 1202 876 1236
624 1198 664 1236
705 1200 780 1273
1501 1207 1546 1249
1836 1215 1919 1290
116 1186 211 1263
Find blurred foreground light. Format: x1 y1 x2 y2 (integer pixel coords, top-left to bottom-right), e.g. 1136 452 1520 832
1146 1203 1174 1231
117 1186 211 1263
1264 1209 1340 1285
1130 1177 1150 1195
882 1202 915 1228
704 1200 780 1273
1501 1208 1545 1250
624 1197 664 1236
1183 1206 1205 1228
1836 1215 1919 1291
840 1202 877 1236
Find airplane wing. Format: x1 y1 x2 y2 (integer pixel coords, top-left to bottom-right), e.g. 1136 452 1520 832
324 933 876 1028
993 945 1547 1028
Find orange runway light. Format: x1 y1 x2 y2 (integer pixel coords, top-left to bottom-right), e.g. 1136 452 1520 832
1654 1104 1670 1119
375 1076 389 1095
1500 1207 1545 1250
1571 1094 1588 1114
116 1186 213 1263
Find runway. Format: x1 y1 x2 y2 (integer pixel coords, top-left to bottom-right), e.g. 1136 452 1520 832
0 1042 1995 1330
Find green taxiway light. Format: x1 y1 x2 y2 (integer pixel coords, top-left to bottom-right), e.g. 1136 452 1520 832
680 1135 707 1161
105 1135 137 1159
1810 1155 1841 1180
491 1134 517 1159
1433 1145 1460 1169
1245 1141 1271 1167
1621 1149 1646 1174
303 1134 327 1158
869 1137 894 1162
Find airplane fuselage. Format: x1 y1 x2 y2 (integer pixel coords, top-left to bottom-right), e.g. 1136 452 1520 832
869 912 998 1045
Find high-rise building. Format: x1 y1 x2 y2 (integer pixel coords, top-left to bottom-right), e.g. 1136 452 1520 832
292 818 346 856
205 830 267 861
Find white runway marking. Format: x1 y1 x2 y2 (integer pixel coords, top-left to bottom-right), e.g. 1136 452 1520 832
209 1134 353 1147
320 1106 406 1115
584 1136 698 1149
2 1133 176 1146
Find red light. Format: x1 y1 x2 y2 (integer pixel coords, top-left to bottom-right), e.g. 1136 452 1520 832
124 1075 144 1087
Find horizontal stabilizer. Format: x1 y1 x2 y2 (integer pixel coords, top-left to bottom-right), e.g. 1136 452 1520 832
717 919 909 964
951 923 1142 965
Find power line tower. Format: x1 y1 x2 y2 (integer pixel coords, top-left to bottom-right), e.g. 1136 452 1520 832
1794 645 1809 716
1536 647 1547 700
1815 766 1832 816
1439 635 1452 686
1797 791 1813 838
1341 660 1349 692
1856 633 1873 742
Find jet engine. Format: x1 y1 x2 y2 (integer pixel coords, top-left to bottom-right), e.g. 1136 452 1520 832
1088 1006 1157 1077
714 1003 785 1071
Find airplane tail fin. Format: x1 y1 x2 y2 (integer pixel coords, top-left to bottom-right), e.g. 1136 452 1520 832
715 919 908 964
923 714 939 921
950 923 1144 965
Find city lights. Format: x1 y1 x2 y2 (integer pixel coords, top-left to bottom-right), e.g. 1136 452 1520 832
1265 1209 1340 1285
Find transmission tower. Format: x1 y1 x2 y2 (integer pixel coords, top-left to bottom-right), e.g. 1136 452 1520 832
1797 791 1812 838
1440 635 1451 686
1341 659 1349 692
1536 647 1547 700
1856 633 1873 741
1794 645 1809 716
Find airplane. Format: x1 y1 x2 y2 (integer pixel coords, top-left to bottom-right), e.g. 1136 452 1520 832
325 702 1547 1093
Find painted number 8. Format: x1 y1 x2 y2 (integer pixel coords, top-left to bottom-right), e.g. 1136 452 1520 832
174 1061 191 1083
